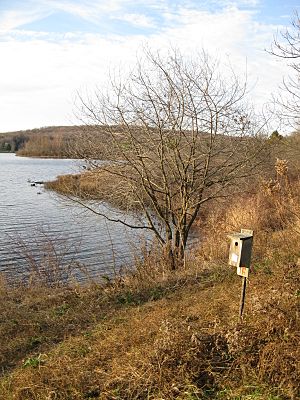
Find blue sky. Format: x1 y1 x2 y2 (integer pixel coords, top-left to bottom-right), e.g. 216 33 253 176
0 0 298 132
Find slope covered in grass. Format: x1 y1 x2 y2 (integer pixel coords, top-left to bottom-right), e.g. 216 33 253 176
0 255 299 399
1 161 299 399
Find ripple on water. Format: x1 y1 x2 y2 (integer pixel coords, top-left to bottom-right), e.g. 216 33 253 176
0 154 148 281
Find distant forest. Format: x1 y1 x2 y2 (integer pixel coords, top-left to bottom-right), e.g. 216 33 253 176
1 125 300 164
0 126 83 157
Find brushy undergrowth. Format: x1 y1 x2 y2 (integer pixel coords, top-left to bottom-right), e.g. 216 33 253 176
0 160 300 399
0 258 299 400
45 166 138 211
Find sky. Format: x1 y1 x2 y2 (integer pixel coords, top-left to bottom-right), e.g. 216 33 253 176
0 0 298 132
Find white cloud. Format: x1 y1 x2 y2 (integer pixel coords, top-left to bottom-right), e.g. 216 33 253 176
112 13 155 28
0 1 291 132
40 0 114 24
38 0 152 24
215 0 260 6
0 0 128 32
0 7 51 32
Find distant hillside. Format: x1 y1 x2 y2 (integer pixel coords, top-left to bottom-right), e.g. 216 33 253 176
0 126 84 157
2 125 300 162
0 130 28 153
0 124 147 159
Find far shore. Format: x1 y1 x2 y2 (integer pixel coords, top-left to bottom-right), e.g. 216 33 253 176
0 151 83 160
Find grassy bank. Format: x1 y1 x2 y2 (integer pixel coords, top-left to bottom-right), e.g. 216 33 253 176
0 256 299 399
1 164 300 399
45 167 142 211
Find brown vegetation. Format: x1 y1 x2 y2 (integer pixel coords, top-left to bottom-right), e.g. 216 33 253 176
1 159 300 399
53 50 270 269
16 126 83 158
0 132 28 152
45 166 144 211
2 28 300 398
0 126 86 157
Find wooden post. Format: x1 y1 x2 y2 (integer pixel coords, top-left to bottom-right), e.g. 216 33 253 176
239 276 247 321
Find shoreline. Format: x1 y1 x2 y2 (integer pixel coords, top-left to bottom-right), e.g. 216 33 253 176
0 152 84 160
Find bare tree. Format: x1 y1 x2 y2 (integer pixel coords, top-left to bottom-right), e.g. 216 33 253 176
68 49 265 268
270 12 300 127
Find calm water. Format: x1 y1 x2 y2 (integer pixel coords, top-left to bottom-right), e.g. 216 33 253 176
0 153 146 282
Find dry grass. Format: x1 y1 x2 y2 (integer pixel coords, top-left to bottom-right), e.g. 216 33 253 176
0 257 299 399
45 171 110 200
45 167 137 211
1 161 300 399
197 159 300 267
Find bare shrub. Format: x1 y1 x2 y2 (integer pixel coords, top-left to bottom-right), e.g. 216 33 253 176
67 48 268 270
10 229 87 287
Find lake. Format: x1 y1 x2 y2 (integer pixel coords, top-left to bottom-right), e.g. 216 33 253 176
0 153 147 283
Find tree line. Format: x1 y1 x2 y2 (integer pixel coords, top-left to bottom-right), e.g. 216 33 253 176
0 126 82 157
